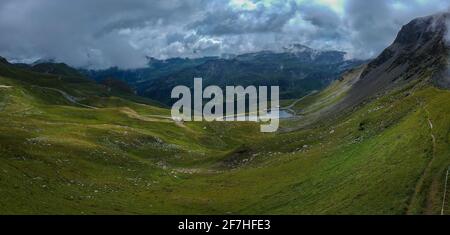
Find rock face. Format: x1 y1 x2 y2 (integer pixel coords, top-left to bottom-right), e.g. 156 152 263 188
338 12 450 110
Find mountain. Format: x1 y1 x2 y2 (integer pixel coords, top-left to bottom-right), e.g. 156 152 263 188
30 62 85 77
332 12 450 113
100 46 363 105
282 43 348 64
82 45 364 105
3 58 87 78
2 13 450 215
280 12 450 214
288 13 450 124
100 77 134 94
81 56 218 85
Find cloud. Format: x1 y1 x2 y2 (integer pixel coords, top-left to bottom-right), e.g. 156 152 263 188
0 0 449 69
344 0 450 58
189 1 298 36
0 0 204 68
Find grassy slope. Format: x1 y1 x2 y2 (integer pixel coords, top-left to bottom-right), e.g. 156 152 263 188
156 83 449 215
0 68 265 214
0 63 449 214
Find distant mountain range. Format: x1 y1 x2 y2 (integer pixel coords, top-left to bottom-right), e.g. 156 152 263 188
80 45 365 104
5 44 365 105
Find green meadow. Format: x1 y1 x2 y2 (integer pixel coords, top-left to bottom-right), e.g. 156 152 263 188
0 61 449 215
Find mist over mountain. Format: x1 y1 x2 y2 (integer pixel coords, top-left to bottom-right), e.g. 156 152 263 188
81 45 364 104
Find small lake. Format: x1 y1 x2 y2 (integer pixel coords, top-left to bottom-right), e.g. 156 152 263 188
220 109 294 121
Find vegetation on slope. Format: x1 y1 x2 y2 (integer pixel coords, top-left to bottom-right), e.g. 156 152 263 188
1 57 449 214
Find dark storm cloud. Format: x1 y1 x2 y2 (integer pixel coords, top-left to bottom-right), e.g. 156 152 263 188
0 0 449 68
189 1 298 35
296 3 346 44
300 3 340 30
0 0 205 68
344 0 450 57
344 0 397 57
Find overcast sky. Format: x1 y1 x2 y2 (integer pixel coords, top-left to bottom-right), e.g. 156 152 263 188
0 0 449 69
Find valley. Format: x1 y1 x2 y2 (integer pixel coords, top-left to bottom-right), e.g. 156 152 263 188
0 12 450 215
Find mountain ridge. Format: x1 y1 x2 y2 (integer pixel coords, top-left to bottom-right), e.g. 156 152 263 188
328 12 450 114
137 47 363 104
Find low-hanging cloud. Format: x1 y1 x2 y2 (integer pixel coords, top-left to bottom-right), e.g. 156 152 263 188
0 0 449 69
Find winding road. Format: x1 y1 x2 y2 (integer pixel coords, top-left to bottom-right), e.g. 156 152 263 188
34 86 97 109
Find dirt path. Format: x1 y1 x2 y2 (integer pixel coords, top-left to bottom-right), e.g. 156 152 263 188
441 168 449 215
407 100 437 214
422 105 443 214
282 90 318 115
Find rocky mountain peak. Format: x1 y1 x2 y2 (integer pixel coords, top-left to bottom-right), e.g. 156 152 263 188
394 12 449 46
360 12 450 83
335 12 450 112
